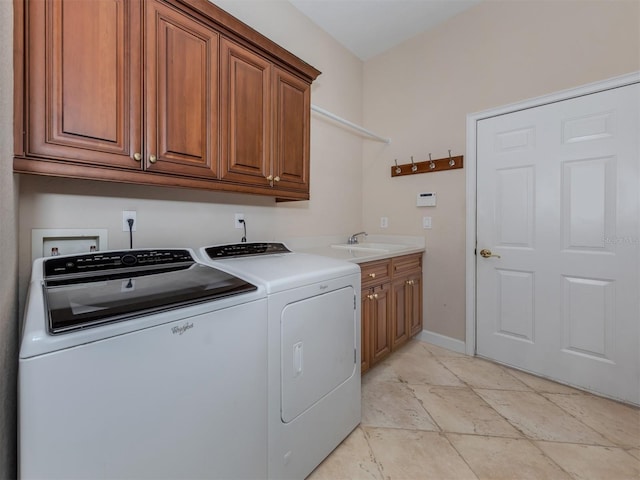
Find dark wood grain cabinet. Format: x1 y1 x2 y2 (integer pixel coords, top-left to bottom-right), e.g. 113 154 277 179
145 0 219 178
219 38 271 186
25 0 142 169
14 0 320 200
219 39 310 195
272 67 310 193
360 253 423 374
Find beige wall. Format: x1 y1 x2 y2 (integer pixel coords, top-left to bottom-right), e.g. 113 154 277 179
0 0 18 477
362 0 640 341
17 1 364 304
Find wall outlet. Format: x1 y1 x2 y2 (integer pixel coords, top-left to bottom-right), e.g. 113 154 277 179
423 216 432 229
122 210 137 232
234 213 245 229
380 216 388 228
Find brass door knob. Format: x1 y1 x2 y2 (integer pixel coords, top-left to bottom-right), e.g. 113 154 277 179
133 152 142 161
149 154 157 164
480 249 501 259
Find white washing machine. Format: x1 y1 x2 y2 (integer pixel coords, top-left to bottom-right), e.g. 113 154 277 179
19 248 268 479
199 243 361 480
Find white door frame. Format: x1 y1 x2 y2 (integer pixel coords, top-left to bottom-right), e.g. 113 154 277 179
464 71 640 356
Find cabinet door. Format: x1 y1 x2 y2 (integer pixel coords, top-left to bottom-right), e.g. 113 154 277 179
145 0 219 178
219 38 271 186
370 284 392 366
27 0 141 168
408 273 423 336
391 278 411 349
392 272 423 350
361 290 371 374
272 68 310 193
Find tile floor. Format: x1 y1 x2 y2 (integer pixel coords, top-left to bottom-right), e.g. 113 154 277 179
308 339 640 480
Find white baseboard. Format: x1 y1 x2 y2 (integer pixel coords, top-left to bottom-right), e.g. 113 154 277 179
417 329 467 355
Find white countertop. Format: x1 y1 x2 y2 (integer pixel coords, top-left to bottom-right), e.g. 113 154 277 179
287 235 426 264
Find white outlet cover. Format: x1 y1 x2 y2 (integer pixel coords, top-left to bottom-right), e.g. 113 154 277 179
380 216 388 228
423 216 432 229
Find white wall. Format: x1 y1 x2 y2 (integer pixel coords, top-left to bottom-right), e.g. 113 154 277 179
362 0 640 341
17 1 365 308
0 0 18 477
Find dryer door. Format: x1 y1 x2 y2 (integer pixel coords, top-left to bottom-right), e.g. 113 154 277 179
281 286 356 423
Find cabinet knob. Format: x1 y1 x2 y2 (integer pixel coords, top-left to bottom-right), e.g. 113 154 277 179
406 279 414 286
368 273 376 278
274 176 280 182
133 152 142 162
373 293 379 299
266 175 274 181
149 154 157 164
366 294 373 300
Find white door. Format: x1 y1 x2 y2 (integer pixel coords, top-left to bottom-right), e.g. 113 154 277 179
476 83 639 405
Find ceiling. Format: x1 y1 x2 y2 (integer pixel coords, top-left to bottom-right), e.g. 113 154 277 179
288 0 482 61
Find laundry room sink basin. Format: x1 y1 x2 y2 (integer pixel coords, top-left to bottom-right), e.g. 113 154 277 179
331 243 408 253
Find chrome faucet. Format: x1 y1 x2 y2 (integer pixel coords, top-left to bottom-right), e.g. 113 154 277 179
348 231 368 245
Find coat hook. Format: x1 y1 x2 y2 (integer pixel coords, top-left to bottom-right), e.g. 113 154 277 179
411 156 417 172
394 159 401 174
448 149 455 167
429 153 436 170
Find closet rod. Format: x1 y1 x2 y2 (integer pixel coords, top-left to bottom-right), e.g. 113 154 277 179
311 104 391 144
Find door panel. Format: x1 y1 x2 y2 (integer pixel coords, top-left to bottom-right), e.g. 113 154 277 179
476 83 639 404
145 0 219 177
371 284 392 364
280 287 356 423
28 0 141 167
391 279 409 349
220 39 271 185
273 68 310 192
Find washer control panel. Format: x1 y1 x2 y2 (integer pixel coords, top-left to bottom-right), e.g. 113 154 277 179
205 242 291 259
44 249 194 277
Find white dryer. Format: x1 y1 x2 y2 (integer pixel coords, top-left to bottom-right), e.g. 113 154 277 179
199 243 361 480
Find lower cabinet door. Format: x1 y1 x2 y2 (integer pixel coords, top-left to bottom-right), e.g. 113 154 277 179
369 283 392 366
392 272 422 350
361 291 371 374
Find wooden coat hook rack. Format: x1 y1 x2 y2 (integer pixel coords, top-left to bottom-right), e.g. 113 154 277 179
391 150 464 177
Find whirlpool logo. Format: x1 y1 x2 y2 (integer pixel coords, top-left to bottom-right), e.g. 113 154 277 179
171 322 194 335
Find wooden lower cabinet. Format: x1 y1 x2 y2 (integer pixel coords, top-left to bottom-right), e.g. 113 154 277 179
360 253 423 374
392 271 422 349
365 283 392 368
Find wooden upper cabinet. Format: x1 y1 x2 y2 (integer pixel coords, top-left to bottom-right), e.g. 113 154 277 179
145 0 219 178
17 0 321 199
27 0 142 168
219 38 271 186
272 68 311 193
